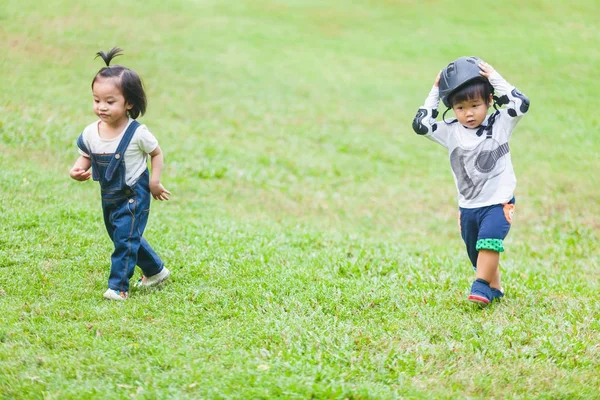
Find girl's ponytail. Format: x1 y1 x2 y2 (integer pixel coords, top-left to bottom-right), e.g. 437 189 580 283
95 47 123 67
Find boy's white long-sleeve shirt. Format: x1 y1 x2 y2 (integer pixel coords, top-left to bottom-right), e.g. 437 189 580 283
413 71 530 208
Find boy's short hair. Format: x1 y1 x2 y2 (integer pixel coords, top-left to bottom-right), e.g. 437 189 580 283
449 80 492 107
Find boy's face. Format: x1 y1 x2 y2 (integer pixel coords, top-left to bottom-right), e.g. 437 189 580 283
452 94 492 129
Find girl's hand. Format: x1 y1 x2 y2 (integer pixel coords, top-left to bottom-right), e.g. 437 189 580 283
70 167 91 181
479 62 496 78
434 71 441 87
150 181 171 201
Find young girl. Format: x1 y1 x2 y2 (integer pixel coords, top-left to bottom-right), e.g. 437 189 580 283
70 47 171 300
412 56 530 306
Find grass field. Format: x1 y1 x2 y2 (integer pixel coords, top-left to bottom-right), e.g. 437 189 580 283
1 0 600 398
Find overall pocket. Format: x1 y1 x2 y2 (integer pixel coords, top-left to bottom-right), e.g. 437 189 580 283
96 157 126 199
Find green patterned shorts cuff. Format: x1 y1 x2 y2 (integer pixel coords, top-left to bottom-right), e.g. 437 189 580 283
476 238 504 252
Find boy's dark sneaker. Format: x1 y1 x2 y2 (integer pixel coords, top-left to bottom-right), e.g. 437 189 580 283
491 287 505 301
468 279 492 306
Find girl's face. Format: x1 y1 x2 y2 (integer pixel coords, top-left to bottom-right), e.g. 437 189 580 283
92 77 132 127
452 94 492 129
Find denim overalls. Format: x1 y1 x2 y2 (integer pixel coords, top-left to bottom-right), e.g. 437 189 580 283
78 120 164 292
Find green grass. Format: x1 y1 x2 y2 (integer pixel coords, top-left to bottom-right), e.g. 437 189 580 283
1 0 600 398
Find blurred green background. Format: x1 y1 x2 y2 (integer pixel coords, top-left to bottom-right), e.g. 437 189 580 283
1 1 599 398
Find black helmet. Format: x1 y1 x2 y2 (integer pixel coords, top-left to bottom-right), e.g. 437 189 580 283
439 56 492 108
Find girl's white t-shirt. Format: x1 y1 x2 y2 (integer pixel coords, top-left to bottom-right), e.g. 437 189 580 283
78 119 158 186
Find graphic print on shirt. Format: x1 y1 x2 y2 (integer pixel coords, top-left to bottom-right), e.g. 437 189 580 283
450 138 510 200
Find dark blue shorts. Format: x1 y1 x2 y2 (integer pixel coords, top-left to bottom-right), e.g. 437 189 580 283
459 198 515 268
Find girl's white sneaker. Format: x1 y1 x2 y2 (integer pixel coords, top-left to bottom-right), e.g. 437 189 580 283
103 289 128 300
136 267 170 287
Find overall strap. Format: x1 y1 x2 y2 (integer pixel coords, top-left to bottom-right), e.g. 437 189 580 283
77 133 90 155
104 120 141 182
77 133 100 180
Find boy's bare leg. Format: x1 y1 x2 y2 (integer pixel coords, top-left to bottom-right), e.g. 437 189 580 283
491 265 502 290
476 250 500 287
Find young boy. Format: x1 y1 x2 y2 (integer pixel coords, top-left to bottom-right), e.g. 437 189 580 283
412 56 530 306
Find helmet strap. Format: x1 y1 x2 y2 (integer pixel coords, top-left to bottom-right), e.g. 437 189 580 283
442 107 458 125
493 94 509 110
476 110 500 137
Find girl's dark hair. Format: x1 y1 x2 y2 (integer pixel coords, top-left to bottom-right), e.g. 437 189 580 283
448 80 492 108
92 47 147 119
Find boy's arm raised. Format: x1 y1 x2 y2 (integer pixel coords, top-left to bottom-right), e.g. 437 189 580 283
412 72 450 145
480 62 530 119
412 85 441 135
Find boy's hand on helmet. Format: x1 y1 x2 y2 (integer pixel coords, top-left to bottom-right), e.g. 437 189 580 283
434 71 441 87
478 62 495 78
